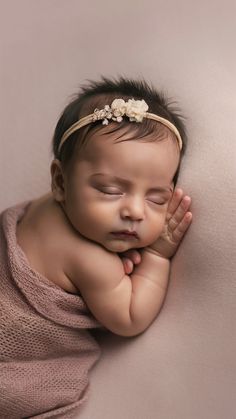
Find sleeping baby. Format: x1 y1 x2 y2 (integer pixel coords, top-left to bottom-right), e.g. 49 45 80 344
0 76 192 417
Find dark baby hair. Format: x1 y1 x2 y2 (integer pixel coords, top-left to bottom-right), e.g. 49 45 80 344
51 76 188 185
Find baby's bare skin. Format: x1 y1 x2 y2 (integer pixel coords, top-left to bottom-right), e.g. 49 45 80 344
16 192 80 294
17 187 191 338
17 127 192 337
121 188 192 273
17 188 191 292
16 191 148 294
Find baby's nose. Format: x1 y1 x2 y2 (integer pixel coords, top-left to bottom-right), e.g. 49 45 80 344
120 196 145 221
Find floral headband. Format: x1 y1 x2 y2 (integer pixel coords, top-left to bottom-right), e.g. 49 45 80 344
58 98 183 153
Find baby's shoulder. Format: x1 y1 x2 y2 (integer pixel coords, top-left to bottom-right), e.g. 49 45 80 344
16 192 81 293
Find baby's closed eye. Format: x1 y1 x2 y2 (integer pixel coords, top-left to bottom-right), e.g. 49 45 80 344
147 195 167 205
99 186 122 195
96 187 168 205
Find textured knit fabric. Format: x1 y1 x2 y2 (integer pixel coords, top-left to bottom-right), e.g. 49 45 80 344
0 201 103 418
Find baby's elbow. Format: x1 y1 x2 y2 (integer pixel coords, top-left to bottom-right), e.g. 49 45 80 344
107 320 147 338
116 329 145 338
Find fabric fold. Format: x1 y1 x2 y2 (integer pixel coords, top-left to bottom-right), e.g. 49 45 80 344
0 201 103 418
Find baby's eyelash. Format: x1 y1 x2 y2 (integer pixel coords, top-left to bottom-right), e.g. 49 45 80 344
100 192 166 204
101 191 121 195
96 186 168 204
98 187 122 195
147 199 166 206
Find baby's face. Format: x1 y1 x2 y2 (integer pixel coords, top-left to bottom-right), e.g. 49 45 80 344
57 128 180 253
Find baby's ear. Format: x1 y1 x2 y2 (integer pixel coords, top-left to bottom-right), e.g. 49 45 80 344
50 159 65 202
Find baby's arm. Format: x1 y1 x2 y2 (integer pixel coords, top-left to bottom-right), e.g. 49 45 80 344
69 188 192 337
125 188 192 333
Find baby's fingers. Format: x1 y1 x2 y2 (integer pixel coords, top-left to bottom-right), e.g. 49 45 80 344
121 257 134 275
168 195 191 231
171 211 192 243
119 249 142 275
121 249 141 265
166 188 184 221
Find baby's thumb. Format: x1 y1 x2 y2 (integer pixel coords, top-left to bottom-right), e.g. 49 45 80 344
121 257 134 275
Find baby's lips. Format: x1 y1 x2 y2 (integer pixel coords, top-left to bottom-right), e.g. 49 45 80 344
111 230 139 239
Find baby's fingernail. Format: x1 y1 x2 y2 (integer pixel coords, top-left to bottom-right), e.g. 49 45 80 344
186 212 192 220
128 260 134 270
134 253 140 263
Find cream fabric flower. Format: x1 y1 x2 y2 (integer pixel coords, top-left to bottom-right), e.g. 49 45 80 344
111 99 127 118
125 99 149 122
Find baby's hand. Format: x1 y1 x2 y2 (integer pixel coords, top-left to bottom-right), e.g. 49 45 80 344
148 188 192 259
119 249 141 275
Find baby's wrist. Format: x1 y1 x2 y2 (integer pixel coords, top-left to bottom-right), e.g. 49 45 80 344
144 246 170 260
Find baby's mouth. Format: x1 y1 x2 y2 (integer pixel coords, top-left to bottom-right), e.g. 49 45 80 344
111 230 139 240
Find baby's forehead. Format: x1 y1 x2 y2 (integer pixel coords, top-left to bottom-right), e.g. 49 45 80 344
84 121 176 148
72 126 179 181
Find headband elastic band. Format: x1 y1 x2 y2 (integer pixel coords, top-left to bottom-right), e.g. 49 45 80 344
58 98 183 153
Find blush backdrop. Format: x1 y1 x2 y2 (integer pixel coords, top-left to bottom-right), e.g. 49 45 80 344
1 1 236 418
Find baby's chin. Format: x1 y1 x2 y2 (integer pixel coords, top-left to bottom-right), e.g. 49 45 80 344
101 240 144 254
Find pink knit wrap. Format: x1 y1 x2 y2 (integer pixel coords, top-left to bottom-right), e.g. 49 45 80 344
0 201 103 418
